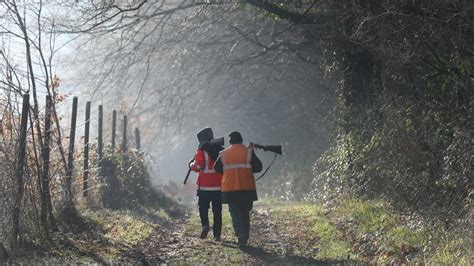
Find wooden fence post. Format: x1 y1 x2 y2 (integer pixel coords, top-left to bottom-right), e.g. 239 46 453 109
83 101 91 198
135 128 141 150
121 115 127 153
65 97 78 207
12 93 29 247
111 110 116 149
98 105 103 162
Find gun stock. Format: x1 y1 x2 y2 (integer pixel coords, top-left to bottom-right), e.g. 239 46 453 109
183 168 192 184
210 137 224 146
183 157 195 184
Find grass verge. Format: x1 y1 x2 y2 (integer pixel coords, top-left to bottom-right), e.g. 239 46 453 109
270 204 354 260
328 198 472 264
258 198 471 264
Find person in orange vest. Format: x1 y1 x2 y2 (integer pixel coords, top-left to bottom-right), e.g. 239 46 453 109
189 128 224 241
214 131 262 247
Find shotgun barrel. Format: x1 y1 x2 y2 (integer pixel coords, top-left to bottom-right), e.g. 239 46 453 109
253 144 283 155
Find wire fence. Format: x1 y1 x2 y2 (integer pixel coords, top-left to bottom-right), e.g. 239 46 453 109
0 94 143 249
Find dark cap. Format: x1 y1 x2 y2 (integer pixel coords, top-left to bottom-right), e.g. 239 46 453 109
228 131 243 144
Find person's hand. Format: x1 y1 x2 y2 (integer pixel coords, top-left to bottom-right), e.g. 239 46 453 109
188 159 195 168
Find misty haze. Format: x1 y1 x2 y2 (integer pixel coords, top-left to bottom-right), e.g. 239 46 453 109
0 0 472 264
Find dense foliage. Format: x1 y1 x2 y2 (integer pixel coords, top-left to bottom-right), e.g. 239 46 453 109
101 150 178 211
300 0 473 217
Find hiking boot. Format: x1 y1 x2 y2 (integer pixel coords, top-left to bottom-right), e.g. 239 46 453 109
238 237 247 248
214 236 221 242
238 243 248 249
200 226 210 239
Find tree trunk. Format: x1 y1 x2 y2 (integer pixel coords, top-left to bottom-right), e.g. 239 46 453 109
12 94 29 248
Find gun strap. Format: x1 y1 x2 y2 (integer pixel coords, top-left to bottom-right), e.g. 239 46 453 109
255 153 278 181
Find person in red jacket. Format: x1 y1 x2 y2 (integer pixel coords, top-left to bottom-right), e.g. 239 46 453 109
189 128 224 240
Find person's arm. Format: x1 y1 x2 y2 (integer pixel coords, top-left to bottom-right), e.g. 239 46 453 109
214 155 223 173
189 149 205 172
251 151 263 173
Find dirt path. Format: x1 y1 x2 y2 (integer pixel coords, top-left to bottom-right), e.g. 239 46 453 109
136 215 192 263
16 202 358 264
134 204 347 265
237 205 325 265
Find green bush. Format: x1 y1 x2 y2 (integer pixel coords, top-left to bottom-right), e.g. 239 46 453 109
100 150 176 211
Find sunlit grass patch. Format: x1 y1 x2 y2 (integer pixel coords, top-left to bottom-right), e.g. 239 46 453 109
271 204 353 260
385 225 427 252
330 199 425 262
44 206 172 262
428 236 472 264
275 204 325 217
103 213 155 246
333 198 396 237
312 219 352 259
327 198 472 264
82 209 156 247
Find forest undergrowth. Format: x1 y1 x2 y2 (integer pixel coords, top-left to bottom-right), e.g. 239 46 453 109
1 151 186 264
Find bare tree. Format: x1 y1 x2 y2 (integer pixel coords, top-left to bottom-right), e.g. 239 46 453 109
0 0 70 249
53 1 332 188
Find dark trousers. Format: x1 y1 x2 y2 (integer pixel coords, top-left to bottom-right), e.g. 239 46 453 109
228 201 253 243
198 190 222 238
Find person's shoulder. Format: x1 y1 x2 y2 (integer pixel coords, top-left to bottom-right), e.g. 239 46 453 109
220 145 233 153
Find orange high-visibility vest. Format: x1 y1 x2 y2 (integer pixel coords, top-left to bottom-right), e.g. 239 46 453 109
220 144 256 192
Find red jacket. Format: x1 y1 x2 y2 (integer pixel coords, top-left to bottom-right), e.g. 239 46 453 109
190 149 222 191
